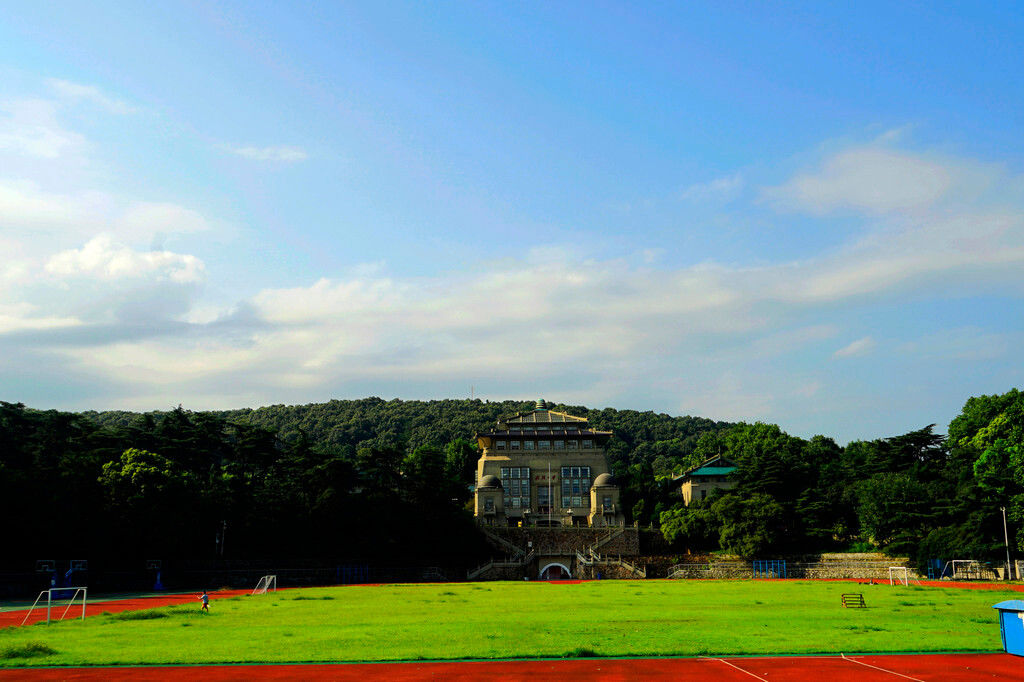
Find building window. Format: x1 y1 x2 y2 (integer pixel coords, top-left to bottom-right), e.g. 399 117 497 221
524 440 535 450
554 440 565 450
567 440 579 449
701 490 707 500
603 496 613 511
582 439 594 449
538 485 551 512
484 497 494 512
559 466 590 508
511 441 520 450
501 467 531 509
496 441 506 450
538 440 551 450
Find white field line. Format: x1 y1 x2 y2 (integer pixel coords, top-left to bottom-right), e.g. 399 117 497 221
841 653 925 681
713 658 767 679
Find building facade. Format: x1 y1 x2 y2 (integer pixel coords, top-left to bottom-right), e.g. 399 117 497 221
474 400 625 528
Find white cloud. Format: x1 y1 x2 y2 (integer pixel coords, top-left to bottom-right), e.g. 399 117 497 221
833 337 876 358
0 98 85 159
678 372 774 422
0 302 79 334
0 179 213 245
680 173 744 202
0 180 95 225
46 78 135 115
748 325 838 358
46 234 205 284
6 126 1022 443
899 327 1012 362
117 202 210 236
794 382 822 398
223 145 308 162
765 148 953 215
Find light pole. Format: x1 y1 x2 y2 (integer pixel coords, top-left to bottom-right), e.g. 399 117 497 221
1001 506 1012 580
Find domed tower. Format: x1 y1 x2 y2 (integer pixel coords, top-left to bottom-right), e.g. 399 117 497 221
473 399 624 528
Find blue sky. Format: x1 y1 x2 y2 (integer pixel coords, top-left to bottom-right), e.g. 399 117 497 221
1 1 1022 443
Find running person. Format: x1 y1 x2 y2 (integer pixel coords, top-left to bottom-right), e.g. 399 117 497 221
199 590 209 612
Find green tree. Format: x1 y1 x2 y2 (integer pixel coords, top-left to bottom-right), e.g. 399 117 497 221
99 448 200 554
660 500 721 550
713 493 785 558
856 472 930 554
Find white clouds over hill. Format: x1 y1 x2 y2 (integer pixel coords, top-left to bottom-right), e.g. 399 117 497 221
1 75 1022 441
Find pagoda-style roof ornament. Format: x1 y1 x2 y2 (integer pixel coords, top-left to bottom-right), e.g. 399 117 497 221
475 399 612 439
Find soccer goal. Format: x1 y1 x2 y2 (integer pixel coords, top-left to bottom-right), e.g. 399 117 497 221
945 559 982 581
889 566 909 586
21 587 87 626
252 575 277 595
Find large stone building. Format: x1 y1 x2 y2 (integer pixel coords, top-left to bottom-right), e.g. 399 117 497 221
473 400 625 528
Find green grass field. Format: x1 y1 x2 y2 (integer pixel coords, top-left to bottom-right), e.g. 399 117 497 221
0 580 1011 667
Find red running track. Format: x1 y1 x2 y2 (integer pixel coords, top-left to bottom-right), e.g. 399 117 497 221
0 653 1021 681
0 590 253 629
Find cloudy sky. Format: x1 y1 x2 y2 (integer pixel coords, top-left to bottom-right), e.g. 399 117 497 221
1 2 1022 442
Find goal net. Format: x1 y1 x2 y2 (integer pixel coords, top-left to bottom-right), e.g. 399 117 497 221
888 566 909 586
252 575 277 595
947 560 981 580
21 587 87 626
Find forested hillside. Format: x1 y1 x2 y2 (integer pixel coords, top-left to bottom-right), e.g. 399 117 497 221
661 389 1024 565
2 398 728 564
2 391 1022 569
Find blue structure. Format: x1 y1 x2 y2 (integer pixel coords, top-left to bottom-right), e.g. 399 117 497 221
926 558 945 579
753 560 786 579
339 564 370 584
993 600 1024 657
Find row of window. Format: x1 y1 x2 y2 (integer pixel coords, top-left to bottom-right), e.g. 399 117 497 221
485 494 613 512
559 495 611 510
494 439 595 451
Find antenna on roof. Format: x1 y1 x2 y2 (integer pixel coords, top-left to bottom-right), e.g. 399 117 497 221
471 385 474 400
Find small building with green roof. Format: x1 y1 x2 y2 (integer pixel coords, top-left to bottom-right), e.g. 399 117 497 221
672 455 737 505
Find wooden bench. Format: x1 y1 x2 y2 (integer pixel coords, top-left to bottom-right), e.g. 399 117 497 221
842 593 866 608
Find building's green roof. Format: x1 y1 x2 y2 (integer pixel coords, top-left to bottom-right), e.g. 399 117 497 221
672 455 737 482
685 465 736 477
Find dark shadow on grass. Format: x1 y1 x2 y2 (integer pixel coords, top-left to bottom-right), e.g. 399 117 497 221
1 642 58 660
111 610 169 621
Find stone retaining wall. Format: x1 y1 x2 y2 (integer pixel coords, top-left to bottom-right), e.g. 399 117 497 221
666 559 922 581
484 527 640 556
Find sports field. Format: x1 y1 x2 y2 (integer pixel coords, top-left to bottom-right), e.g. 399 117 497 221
0 579 1012 668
